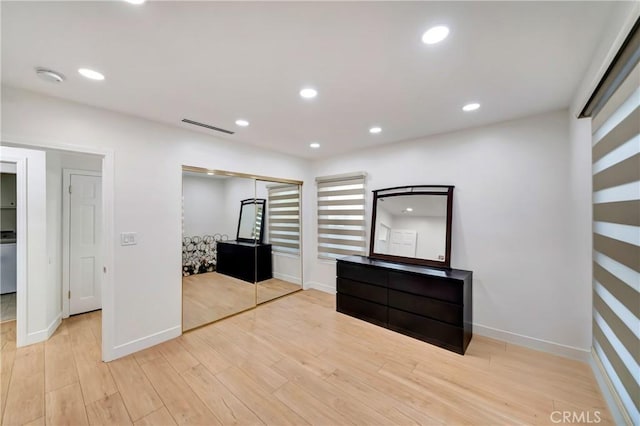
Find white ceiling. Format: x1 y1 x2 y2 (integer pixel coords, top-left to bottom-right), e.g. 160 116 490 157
1 1 614 159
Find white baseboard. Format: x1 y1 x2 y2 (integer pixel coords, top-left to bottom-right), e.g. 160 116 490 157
590 348 632 426
473 323 591 361
24 313 63 346
107 325 181 361
273 272 301 285
304 281 336 294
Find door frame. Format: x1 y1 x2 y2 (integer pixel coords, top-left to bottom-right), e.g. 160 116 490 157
0 153 27 346
62 169 102 318
3 136 115 361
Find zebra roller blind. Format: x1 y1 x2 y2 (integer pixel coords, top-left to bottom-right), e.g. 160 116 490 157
267 184 300 255
316 173 367 259
582 19 639 425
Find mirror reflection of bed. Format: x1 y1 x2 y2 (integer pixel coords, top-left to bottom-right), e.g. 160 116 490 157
181 168 302 332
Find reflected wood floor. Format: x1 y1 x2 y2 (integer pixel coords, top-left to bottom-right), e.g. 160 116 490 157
182 272 300 331
1 290 612 425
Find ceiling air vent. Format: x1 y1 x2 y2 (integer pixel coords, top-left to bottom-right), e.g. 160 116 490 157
181 118 235 135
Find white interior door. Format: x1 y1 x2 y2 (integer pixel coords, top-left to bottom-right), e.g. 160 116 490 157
69 174 102 315
389 229 417 257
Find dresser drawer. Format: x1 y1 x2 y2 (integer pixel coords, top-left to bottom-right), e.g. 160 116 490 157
337 262 387 287
337 294 387 327
388 308 463 353
338 278 387 305
388 289 462 326
388 271 462 304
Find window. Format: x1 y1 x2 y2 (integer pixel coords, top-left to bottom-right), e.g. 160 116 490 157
267 184 300 255
316 172 367 259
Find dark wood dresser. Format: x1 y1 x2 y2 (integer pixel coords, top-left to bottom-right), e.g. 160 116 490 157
336 255 472 354
216 241 272 283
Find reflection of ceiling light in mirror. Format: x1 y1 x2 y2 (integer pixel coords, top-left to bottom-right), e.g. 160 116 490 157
235 119 249 127
369 126 382 134
309 142 320 149
462 102 480 112
207 172 214 175
406 207 413 212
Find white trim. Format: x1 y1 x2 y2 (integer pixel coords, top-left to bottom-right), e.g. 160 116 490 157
2 135 115 362
25 313 62 346
110 325 181 360
0 153 29 348
62 169 102 319
0 162 17 174
273 272 302 286
590 347 633 426
473 322 591 361
304 280 336 294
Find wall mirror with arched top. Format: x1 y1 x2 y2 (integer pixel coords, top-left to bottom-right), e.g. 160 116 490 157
369 185 454 268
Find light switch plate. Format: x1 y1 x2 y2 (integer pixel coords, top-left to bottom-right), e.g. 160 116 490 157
120 232 137 246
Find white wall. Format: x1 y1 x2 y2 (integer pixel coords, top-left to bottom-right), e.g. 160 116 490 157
392 215 446 260
182 175 226 238
309 109 591 357
2 86 310 360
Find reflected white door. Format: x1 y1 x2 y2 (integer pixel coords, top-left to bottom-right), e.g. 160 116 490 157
69 174 102 315
389 229 417 257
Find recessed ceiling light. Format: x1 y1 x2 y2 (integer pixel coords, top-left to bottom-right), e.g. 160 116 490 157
369 126 382 134
300 88 318 99
78 68 105 81
309 143 320 149
422 26 450 45
406 207 413 212
124 0 146 4
235 119 249 127
35 67 65 83
207 172 214 176
462 103 481 112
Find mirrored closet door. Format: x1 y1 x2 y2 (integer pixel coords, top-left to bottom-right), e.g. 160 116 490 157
181 169 257 331
256 180 302 304
181 167 303 332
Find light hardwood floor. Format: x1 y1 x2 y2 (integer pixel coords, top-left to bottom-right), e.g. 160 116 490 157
182 272 300 331
1 290 612 425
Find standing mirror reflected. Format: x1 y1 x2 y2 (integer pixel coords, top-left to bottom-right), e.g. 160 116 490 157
236 198 265 242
